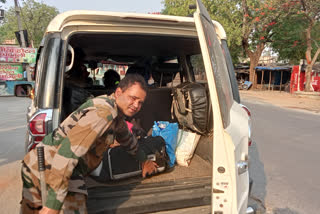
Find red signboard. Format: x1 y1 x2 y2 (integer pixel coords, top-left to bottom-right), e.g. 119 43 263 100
290 65 320 93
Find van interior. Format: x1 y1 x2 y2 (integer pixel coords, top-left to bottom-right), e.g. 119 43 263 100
63 33 213 213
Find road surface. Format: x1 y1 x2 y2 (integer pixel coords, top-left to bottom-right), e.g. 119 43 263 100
244 98 320 214
1 96 320 213
0 97 31 214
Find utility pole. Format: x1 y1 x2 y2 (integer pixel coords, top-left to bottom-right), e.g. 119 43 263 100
14 0 26 47
14 0 32 81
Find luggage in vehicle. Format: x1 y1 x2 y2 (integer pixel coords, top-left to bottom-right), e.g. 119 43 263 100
90 136 169 182
172 82 209 134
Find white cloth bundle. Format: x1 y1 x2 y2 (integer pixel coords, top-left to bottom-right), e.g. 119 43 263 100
175 129 201 167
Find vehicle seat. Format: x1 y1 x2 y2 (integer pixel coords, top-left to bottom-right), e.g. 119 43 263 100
151 63 180 87
133 63 181 132
62 86 93 120
133 87 175 132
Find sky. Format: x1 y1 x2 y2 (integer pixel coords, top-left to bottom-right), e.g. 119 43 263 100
2 0 164 13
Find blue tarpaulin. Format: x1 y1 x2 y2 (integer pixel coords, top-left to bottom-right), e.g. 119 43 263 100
255 66 292 86
255 66 291 71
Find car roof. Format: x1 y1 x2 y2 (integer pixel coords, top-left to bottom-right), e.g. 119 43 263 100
45 10 227 40
46 10 196 33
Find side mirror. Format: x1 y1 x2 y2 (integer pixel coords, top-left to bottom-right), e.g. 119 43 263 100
15 84 32 97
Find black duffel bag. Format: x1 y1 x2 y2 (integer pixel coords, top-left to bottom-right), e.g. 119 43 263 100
90 136 169 183
172 82 209 134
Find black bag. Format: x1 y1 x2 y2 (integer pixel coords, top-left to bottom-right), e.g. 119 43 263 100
172 82 209 134
90 136 169 182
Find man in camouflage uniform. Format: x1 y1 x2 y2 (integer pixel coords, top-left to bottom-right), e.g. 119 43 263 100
21 74 158 214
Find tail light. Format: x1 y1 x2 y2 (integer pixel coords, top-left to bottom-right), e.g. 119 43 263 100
240 104 252 147
29 113 47 149
241 105 251 118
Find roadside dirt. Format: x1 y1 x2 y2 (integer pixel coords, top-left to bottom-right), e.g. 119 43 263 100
0 160 22 214
240 90 320 114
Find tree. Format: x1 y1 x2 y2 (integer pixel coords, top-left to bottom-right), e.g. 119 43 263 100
0 0 59 47
297 0 320 92
271 0 320 91
162 0 243 64
162 0 194 16
162 0 292 84
241 0 293 85
271 13 308 64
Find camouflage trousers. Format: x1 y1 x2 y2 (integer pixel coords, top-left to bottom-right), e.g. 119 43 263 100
21 162 88 214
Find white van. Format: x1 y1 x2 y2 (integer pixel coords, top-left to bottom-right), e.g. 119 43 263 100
26 0 253 213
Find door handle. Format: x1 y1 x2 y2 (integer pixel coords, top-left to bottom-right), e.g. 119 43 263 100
237 161 248 175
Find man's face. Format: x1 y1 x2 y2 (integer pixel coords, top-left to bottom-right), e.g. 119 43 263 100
115 83 146 117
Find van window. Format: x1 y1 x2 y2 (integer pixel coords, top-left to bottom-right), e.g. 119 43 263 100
199 16 233 128
37 37 62 108
221 40 240 103
89 64 126 87
34 46 45 107
190 54 205 81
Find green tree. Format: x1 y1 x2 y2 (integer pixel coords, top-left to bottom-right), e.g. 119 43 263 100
241 0 292 85
0 0 59 47
162 0 243 64
271 14 308 64
271 0 320 91
297 0 320 92
163 0 290 85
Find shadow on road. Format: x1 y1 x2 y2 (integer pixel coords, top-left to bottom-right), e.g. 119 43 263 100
272 207 301 214
0 128 27 167
248 140 267 213
0 97 30 167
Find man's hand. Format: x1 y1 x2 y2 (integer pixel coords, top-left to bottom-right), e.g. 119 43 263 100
39 206 59 214
109 140 120 148
141 160 159 178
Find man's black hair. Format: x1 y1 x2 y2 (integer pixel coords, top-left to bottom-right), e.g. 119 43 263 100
118 73 148 93
103 69 120 90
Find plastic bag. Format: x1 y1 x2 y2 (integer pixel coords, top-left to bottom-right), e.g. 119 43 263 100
175 129 201 167
152 121 179 167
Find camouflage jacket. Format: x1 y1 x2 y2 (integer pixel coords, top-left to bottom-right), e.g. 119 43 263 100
23 94 147 210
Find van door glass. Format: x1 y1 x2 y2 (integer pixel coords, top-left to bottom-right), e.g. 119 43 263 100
221 40 240 103
198 16 233 128
38 37 62 108
34 46 45 107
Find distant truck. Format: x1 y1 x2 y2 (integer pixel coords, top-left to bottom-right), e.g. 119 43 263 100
0 46 36 96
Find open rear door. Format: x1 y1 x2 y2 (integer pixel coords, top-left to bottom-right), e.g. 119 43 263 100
194 0 250 213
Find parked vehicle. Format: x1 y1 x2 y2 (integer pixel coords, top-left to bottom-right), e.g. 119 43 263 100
25 0 253 213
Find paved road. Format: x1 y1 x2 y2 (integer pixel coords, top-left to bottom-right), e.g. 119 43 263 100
0 97 31 166
0 97 320 214
244 98 320 214
0 97 31 213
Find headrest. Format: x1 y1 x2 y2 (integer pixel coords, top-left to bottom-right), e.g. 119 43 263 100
152 63 181 86
126 65 150 83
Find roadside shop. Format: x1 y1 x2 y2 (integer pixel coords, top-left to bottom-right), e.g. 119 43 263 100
0 45 36 96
